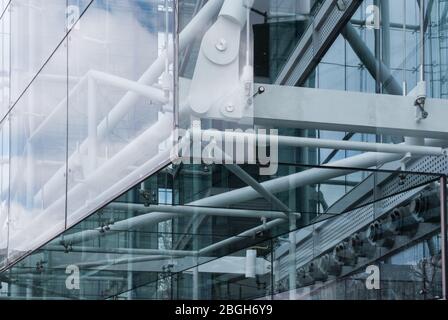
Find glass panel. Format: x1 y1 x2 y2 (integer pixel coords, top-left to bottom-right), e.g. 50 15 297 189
0 1 9 15
0 161 442 300
7 38 67 264
67 0 93 26
10 0 68 104
66 0 174 227
0 2 10 119
0 0 446 302
0 118 9 269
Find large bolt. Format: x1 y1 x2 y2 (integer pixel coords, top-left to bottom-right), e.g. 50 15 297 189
225 104 234 113
215 38 227 52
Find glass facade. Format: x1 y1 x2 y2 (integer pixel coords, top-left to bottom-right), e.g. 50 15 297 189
0 0 447 300
0 0 174 269
0 164 444 300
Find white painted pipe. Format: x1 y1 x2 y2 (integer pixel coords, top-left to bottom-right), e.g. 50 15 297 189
202 130 445 156
87 76 98 175
179 0 225 48
12 274 124 282
199 219 282 255
46 245 196 257
112 203 289 219
60 212 178 247
89 70 168 104
66 255 173 269
245 249 257 278
60 204 288 245
224 163 295 214
198 153 401 209
219 0 251 27
289 217 297 300
193 261 199 300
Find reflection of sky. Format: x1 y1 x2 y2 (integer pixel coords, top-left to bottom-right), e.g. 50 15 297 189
69 0 171 33
0 0 172 253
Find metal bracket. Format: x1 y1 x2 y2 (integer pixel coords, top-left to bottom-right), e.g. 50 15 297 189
187 0 254 123
414 81 428 121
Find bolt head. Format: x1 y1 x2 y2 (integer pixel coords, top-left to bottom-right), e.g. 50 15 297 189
215 38 227 52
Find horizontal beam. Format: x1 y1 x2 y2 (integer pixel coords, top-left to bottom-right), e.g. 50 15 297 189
59 204 288 246
202 130 445 156
254 85 448 139
45 245 196 257
110 203 289 219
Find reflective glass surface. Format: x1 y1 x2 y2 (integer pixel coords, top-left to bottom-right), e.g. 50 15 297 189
0 0 448 301
0 162 443 300
0 0 175 271
8 38 67 264
10 0 68 104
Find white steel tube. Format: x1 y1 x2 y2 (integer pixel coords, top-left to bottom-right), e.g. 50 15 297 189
199 219 283 255
219 0 249 27
87 76 98 175
245 249 257 278
202 130 445 156
193 258 199 300
89 70 168 104
60 205 288 245
112 203 289 219
289 217 297 299
224 163 295 215
46 245 196 257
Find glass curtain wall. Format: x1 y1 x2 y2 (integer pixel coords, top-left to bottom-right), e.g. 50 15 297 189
0 0 174 270
0 164 443 300
0 0 447 301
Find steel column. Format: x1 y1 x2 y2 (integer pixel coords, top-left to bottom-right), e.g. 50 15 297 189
440 175 447 300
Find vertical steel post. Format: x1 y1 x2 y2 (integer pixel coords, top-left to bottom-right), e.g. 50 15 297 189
420 0 425 82
374 0 382 94
193 255 199 300
173 0 179 130
440 175 447 300
87 76 97 176
381 0 390 68
402 0 407 95
288 217 296 300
